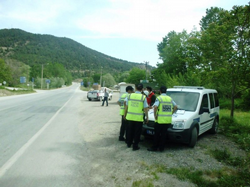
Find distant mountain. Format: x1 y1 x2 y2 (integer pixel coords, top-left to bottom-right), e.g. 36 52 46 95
0 29 149 77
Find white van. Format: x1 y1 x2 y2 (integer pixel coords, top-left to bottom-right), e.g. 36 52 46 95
142 86 220 147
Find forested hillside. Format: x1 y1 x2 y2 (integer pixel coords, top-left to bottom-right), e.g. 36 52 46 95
0 29 146 77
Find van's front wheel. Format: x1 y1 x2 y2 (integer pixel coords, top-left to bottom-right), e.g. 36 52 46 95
189 127 197 148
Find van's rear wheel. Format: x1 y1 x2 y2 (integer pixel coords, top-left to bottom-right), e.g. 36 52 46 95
210 119 218 134
189 127 197 148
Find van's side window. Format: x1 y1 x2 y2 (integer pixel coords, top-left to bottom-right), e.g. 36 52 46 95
201 94 208 108
214 93 219 107
209 93 215 109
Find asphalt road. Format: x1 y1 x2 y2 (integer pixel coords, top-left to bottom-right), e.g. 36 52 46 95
0 83 119 187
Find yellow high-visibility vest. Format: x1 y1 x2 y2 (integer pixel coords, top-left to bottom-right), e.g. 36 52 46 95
119 93 128 115
156 95 173 124
126 93 145 122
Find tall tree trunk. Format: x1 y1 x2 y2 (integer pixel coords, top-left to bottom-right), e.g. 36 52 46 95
230 81 235 118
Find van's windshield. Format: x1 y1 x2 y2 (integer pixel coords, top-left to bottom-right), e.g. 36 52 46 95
167 91 200 111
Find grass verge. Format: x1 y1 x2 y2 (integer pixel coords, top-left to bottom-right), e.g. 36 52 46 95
219 109 250 151
135 109 250 186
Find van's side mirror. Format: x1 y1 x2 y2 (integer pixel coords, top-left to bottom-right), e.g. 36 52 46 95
202 107 210 113
199 107 210 114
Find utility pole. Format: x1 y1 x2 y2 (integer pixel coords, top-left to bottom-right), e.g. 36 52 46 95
100 67 103 86
145 61 149 81
80 64 81 77
41 64 43 89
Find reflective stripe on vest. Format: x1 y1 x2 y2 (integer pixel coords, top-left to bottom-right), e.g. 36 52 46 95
119 93 128 115
126 93 145 122
156 95 173 124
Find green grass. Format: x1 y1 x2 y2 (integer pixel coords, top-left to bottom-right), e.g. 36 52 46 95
80 86 91 91
134 109 250 187
220 109 250 126
137 162 250 187
209 148 244 167
219 109 250 151
166 166 250 187
166 167 218 187
132 179 154 187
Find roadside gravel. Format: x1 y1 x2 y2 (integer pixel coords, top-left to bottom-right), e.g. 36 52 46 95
78 92 246 187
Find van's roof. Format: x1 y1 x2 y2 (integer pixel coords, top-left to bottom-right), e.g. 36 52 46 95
168 86 217 94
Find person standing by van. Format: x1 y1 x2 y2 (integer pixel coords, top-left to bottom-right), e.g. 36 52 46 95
146 86 156 107
117 86 134 141
124 83 148 151
147 86 177 152
101 88 109 106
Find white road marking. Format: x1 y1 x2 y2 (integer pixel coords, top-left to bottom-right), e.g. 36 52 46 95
0 87 78 178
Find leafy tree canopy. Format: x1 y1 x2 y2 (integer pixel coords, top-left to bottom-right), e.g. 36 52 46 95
102 73 116 87
0 58 12 84
126 67 146 84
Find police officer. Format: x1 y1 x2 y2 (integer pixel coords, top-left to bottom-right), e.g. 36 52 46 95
124 83 148 151
147 86 177 152
117 86 134 141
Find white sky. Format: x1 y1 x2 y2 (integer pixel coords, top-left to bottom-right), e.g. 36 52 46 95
0 0 249 67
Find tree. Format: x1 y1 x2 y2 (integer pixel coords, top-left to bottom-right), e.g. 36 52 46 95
200 7 225 31
5 58 30 86
0 58 12 85
102 73 116 87
92 73 100 83
157 30 189 75
118 71 130 83
30 64 41 81
200 4 250 117
126 68 145 84
82 77 89 87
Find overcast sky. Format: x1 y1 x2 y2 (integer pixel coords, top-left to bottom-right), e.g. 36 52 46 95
0 0 249 67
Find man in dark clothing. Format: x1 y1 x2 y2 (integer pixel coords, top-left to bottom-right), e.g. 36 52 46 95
146 86 156 107
101 88 109 106
124 83 148 151
147 86 177 152
117 86 134 141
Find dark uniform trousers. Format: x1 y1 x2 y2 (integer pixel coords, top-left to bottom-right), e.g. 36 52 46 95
119 116 128 140
127 120 143 148
153 122 171 150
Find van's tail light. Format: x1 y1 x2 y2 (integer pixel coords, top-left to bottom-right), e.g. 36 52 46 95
97 93 99 96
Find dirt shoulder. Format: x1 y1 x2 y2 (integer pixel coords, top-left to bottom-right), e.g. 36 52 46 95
0 89 14 97
78 92 247 187
0 89 36 97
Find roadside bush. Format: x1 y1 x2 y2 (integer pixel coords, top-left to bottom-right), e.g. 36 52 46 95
220 116 239 133
219 98 242 110
241 90 250 110
50 77 65 88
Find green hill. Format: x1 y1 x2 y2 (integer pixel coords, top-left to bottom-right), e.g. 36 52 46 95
0 29 147 77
